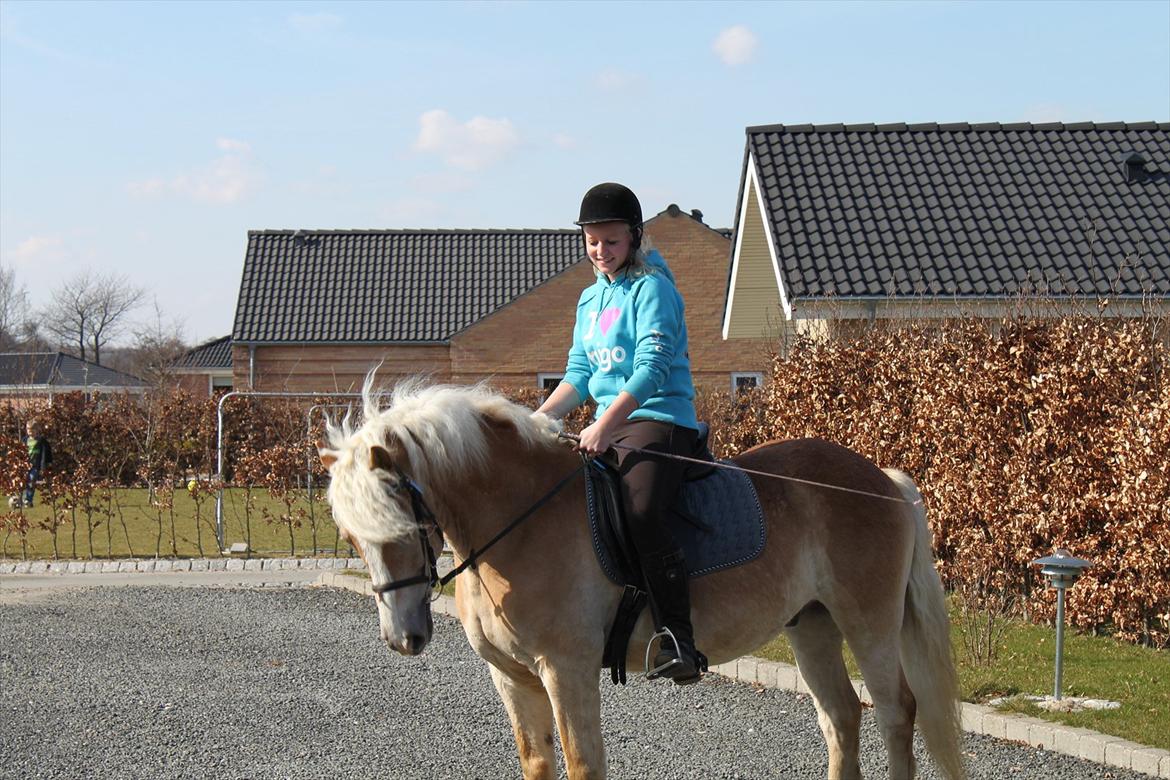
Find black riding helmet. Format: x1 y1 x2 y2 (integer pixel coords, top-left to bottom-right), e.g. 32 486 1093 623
576 182 644 251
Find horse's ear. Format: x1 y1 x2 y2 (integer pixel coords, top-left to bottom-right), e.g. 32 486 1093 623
369 444 396 473
319 448 339 470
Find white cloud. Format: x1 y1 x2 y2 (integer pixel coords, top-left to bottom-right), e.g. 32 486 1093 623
3 235 66 267
216 137 251 153
287 12 343 33
594 68 644 93
128 140 259 204
414 109 520 171
713 25 757 66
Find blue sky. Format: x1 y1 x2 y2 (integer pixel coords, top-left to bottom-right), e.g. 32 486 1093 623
2 0 1168 344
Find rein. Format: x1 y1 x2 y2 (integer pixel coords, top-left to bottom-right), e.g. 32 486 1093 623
370 464 583 596
558 433 915 505
370 427 914 596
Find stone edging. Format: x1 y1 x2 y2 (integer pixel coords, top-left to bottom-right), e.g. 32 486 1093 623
316 572 1169 779
0 557 364 575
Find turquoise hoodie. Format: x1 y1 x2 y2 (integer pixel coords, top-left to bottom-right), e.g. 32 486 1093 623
561 249 698 430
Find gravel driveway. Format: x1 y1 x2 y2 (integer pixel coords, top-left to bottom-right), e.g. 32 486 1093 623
0 585 1145 780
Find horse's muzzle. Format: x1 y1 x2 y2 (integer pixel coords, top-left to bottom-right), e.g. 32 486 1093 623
391 632 429 656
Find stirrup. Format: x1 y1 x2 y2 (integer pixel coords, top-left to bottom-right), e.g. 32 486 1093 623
645 627 685 680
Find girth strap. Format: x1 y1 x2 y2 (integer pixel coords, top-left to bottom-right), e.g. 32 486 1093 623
602 584 648 685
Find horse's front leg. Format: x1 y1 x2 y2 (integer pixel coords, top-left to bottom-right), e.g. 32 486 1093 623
541 662 606 780
488 662 557 780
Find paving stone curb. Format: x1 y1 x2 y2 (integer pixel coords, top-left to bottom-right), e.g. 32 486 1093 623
315 573 1168 778
1 557 365 576
718 655 1168 777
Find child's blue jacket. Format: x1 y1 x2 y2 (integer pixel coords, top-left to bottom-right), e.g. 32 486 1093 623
561 250 698 430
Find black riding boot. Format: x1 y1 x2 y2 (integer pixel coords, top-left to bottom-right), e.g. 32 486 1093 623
642 548 704 685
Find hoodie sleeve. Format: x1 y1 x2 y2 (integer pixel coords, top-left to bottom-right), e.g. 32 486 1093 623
620 273 681 405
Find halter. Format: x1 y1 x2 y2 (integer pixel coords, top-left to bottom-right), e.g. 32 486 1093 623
369 465 583 596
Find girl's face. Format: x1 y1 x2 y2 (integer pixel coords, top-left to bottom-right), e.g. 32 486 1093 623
583 222 632 281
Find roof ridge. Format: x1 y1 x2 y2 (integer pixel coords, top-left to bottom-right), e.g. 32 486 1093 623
247 227 580 236
745 120 1170 134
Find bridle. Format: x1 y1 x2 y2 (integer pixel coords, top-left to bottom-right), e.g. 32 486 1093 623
369 473 441 596
369 465 583 597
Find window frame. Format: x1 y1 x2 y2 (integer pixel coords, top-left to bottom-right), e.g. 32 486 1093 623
537 373 564 392
730 372 764 393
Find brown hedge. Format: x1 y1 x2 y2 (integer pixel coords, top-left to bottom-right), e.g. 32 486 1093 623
697 316 1168 648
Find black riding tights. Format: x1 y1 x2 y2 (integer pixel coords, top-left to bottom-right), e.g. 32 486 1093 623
610 419 699 559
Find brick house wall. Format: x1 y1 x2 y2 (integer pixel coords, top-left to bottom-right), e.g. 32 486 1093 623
450 260 594 387
643 208 772 392
173 373 213 398
452 208 772 393
233 209 773 395
234 344 451 392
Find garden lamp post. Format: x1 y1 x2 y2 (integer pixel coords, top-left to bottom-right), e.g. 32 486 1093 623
1031 549 1093 701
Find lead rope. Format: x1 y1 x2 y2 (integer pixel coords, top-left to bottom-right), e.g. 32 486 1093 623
557 432 916 505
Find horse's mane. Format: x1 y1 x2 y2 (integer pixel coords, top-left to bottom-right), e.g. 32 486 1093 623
322 375 562 540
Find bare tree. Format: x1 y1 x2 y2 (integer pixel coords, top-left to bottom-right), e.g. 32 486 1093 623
42 271 145 364
43 271 93 360
88 274 146 365
0 264 30 350
123 299 188 382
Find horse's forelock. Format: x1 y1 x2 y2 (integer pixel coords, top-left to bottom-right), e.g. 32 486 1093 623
326 379 563 543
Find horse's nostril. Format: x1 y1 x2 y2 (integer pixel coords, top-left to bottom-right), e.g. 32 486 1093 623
406 633 427 655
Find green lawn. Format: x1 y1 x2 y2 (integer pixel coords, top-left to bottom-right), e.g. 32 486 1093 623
1 487 351 560
756 604 1170 750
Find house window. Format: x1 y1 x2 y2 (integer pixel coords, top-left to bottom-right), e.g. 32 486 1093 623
731 372 764 393
537 373 564 394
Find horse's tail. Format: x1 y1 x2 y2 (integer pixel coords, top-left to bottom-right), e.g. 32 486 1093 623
884 469 966 780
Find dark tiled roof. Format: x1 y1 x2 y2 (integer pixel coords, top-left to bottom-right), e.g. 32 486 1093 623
0 353 147 388
744 122 1170 298
233 230 584 343
172 336 232 369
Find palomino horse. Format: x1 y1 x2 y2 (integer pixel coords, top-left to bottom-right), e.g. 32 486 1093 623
319 380 965 780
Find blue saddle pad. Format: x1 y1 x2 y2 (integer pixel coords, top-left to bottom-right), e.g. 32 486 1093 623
585 461 766 584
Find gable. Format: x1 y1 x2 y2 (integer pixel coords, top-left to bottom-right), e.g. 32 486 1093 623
723 164 788 340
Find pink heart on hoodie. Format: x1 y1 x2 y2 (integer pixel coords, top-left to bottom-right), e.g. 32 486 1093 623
599 307 621 336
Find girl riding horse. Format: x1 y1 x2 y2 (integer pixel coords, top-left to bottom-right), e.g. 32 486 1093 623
536 182 703 684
